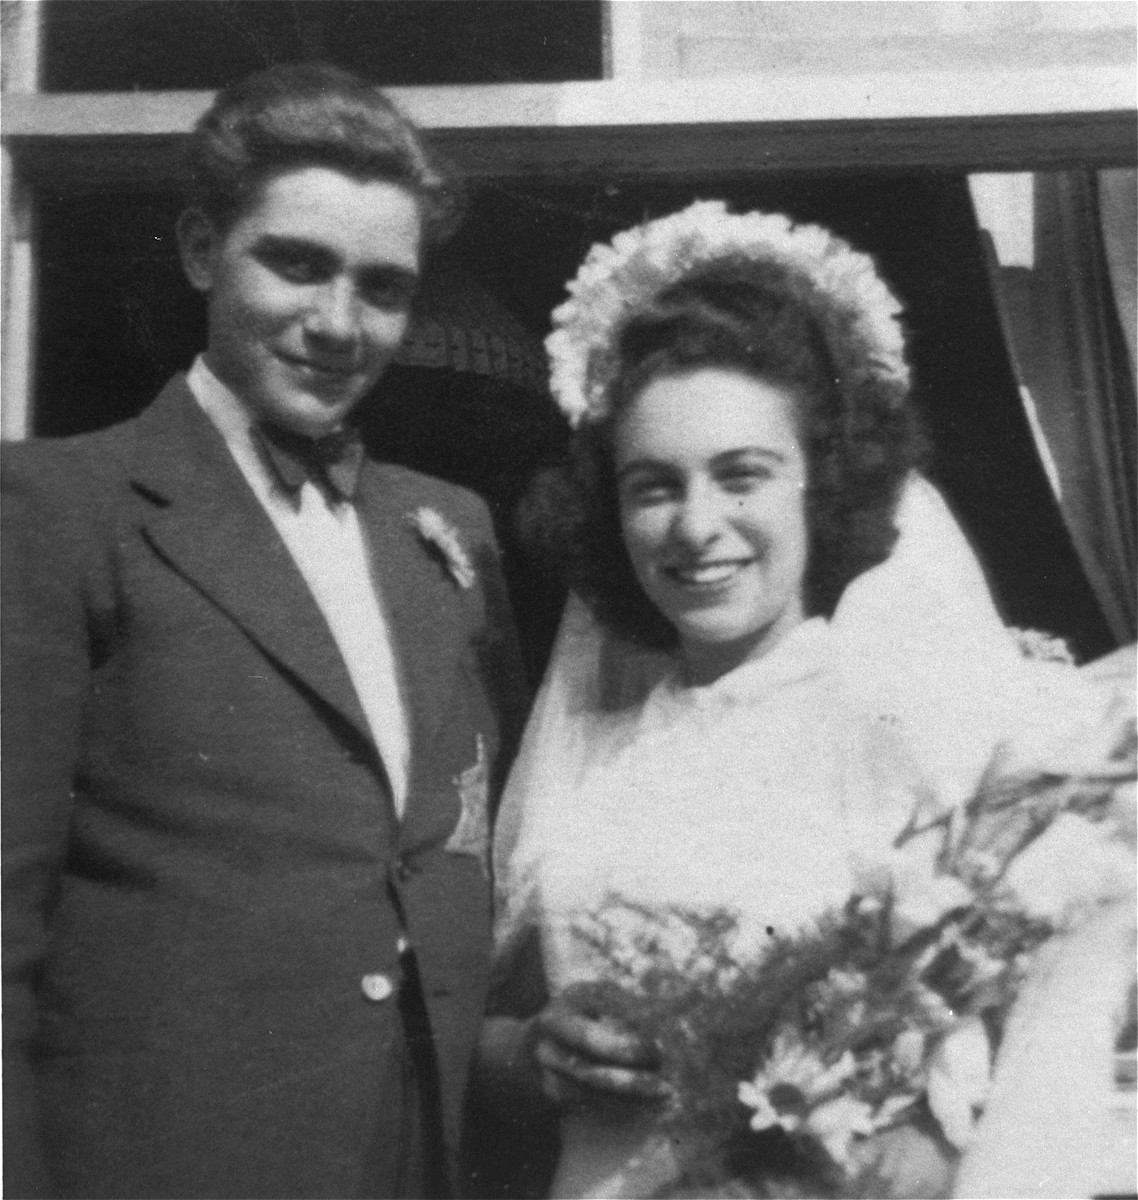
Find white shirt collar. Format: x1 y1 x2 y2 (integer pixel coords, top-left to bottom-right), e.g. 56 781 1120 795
186 355 256 445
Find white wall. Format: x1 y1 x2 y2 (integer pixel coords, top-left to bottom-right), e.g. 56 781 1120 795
627 1 1135 79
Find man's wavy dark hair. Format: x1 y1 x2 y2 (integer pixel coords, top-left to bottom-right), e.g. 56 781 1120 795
184 61 461 246
520 256 922 650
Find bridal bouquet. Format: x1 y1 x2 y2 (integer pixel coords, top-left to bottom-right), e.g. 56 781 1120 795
570 721 1136 1198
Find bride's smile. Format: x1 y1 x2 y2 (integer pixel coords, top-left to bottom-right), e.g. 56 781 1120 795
664 557 755 588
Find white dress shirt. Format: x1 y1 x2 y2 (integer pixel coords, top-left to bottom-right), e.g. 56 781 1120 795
187 356 412 816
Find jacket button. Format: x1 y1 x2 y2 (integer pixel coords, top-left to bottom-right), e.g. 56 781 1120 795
360 972 394 1002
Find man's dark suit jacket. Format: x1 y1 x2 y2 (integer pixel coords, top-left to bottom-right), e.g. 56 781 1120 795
1 377 527 1199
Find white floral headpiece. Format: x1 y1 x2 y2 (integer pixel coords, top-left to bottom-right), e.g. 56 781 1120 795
545 200 909 427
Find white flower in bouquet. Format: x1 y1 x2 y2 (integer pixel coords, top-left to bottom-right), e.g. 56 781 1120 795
807 1095 877 1169
850 825 972 946
925 1016 992 1149
737 1031 917 1171
998 811 1136 927
893 864 973 945
890 1029 927 1078
737 1032 859 1136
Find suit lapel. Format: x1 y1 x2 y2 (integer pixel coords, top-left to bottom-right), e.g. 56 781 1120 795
355 464 467 774
130 379 373 744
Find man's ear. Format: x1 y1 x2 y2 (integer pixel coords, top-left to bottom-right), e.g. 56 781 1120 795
176 207 220 292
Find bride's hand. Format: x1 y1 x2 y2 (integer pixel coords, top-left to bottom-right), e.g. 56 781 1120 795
529 992 668 1108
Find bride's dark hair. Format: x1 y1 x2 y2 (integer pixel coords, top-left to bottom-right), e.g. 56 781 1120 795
520 256 922 650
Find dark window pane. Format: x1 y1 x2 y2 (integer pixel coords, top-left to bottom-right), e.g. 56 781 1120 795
40 0 603 91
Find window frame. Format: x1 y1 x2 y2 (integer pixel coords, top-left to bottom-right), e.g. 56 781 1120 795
3 1 1135 437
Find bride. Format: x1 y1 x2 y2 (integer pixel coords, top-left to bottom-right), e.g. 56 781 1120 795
478 202 1135 1199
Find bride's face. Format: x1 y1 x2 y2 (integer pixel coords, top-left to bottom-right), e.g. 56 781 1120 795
613 366 809 683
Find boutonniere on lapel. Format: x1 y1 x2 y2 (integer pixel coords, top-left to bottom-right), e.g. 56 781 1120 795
409 506 476 590
445 734 490 877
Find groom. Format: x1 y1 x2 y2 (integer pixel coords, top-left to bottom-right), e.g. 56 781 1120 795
2 62 525 1199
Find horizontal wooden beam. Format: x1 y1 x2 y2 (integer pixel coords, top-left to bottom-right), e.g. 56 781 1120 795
6 61 1135 132
3 71 1135 190
7 110 1136 193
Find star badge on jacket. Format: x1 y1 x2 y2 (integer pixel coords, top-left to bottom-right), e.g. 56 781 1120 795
445 734 490 876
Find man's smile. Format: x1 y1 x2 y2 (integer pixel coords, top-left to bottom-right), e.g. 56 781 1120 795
278 351 360 380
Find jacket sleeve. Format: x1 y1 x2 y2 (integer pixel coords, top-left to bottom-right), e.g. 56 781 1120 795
2 446 94 1198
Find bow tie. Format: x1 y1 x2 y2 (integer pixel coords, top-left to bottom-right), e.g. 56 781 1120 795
253 422 366 504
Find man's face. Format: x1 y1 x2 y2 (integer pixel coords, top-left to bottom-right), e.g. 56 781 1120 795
179 165 422 437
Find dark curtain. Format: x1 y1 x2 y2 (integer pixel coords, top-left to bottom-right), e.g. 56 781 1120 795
977 169 1137 645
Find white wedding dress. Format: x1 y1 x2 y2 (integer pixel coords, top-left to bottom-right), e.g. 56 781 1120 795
492 476 1135 1199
